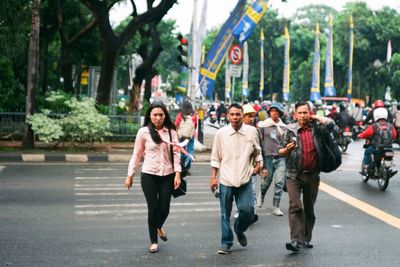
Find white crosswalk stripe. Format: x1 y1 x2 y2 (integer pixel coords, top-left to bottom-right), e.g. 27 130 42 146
73 166 218 221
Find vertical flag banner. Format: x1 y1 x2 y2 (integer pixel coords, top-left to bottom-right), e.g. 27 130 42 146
232 0 269 44
347 16 354 100
242 42 249 97
310 21 321 101
324 14 336 97
282 26 290 102
178 66 189 93
225 52 231 99
387 40 392 63
260 30 264 99
199 0 247 99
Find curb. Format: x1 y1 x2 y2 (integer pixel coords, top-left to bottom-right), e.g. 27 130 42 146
0 153 211 163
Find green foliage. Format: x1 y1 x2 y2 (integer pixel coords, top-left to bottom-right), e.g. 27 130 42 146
0 56 25 110
27 93 111 145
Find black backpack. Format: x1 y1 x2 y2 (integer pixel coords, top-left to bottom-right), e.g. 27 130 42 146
316 125 342 173
372 122 393 149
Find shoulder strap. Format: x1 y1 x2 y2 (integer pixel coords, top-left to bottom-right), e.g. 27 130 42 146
168 129 174 167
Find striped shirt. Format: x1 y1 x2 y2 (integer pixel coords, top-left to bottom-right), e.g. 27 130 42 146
298 127 318 171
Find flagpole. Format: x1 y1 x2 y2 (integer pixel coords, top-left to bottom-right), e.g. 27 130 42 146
260 29 264 101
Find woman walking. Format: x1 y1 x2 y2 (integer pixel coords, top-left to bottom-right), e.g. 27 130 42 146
125 101 181 253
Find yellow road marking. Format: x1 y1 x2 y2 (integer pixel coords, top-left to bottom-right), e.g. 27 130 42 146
320 182 400 230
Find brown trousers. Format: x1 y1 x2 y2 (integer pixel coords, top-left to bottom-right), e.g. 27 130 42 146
286 171 320 243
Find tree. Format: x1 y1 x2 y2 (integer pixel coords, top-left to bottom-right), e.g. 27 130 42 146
22 0 41 149
81 0 177 108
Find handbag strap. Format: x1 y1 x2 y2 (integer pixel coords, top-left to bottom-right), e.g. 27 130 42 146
168 129 174 167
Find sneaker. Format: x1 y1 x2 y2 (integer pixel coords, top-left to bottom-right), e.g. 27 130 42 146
236 231 247 247
217 245 232 254
286 241 301 252
257 194 265 208
272 207 283 216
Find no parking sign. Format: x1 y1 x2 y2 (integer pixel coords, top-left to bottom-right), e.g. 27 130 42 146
229 44 242 65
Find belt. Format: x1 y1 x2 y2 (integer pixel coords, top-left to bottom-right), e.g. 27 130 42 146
301 170 317 174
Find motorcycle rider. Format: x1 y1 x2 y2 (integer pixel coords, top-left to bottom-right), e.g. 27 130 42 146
365 99 393 125
334 104 354 130
357 108 397 175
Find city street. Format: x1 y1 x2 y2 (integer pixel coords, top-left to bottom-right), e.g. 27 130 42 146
1 140 400 266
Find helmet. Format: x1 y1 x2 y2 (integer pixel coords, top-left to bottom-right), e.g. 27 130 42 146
373 107 388 121
268 102 284 116
374 99 384 108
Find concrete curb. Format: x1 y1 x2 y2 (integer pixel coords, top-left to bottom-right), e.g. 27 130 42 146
0 153 211 163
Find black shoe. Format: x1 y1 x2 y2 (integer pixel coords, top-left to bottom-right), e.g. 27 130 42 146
286 241 301 252
236 232 247 247
250 214 259 225
304 241 313 249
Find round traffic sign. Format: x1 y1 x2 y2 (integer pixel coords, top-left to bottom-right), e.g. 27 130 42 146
229 44 243 65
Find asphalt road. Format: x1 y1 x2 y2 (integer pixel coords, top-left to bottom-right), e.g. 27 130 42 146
1 140 400 267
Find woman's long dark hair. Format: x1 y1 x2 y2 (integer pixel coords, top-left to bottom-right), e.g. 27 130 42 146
143 101 176 144
180 100 194 121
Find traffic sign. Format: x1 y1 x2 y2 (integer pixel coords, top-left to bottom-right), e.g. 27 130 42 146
229 65 242 78
229 44 243 65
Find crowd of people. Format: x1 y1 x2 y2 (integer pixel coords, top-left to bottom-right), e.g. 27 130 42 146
124 97 398 255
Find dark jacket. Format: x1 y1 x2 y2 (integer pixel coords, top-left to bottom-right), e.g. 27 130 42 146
281 118 334 180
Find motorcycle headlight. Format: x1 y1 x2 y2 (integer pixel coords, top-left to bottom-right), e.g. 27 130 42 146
384 161 392 167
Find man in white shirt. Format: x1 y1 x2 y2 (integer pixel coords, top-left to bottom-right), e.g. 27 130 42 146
210 103 262 254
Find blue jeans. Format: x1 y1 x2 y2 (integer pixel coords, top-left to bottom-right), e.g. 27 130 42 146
363 145 377 166
219 181 254 247
180 137 194 171
260 157 286 207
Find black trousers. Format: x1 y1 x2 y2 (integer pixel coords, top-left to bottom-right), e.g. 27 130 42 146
141 172 174 244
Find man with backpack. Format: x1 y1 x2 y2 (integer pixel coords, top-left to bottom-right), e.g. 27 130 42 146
279 101 334 252
357 108 396 175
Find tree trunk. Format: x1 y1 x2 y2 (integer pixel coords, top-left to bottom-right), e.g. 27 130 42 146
40 30 49 95
96 43 119 105
22 0 41 149
60 43 74 93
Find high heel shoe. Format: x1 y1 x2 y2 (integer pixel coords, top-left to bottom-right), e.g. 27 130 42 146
149 243 158 253
157 228 167 241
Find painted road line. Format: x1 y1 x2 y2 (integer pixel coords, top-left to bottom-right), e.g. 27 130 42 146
75 207 219 215
75 176 122 180
75 202 219 209
74 191 214 196
320 182 400 230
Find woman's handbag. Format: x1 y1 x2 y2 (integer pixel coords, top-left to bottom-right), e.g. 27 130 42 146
169 129 187 198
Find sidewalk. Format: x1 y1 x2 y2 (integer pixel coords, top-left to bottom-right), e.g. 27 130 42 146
0 134 214 163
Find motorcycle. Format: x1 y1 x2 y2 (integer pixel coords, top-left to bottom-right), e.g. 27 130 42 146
338 126 352 152
352 121 365 140
219 113 227 127
360 146 397 191
209 111 217 124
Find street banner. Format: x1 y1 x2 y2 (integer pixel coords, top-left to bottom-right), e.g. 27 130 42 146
232 0 269 44
310 21 321 101
178 66 188 93
242 42 249 97
260 30 264 99
282 26 290 102
387 40 392 63
347 16 354 100
199 0 246 99
324 14 336 97
225 52 231 99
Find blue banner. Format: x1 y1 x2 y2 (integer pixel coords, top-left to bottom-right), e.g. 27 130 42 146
232 0 269 44
199 0 246 99
259 30 264 99
177 66 188 93
310 22 321 101
324 15 336 97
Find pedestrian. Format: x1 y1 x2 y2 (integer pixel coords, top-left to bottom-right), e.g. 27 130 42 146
210 103 262 254
279 101 334 252
257 102 287 216
175 100 197 173
124 101 182 253
242 103 260 224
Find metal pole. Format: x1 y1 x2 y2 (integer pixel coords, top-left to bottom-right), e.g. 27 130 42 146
231 77 235 103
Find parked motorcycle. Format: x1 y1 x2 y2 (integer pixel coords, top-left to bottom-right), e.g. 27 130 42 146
360 146 397 191
338 126 352 152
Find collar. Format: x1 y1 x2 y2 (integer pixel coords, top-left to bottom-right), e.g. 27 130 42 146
227 123 246 136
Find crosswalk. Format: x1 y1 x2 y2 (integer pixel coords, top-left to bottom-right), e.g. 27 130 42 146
73 165 220 221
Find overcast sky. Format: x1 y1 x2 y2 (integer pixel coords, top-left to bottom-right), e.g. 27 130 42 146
110 0 400 34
